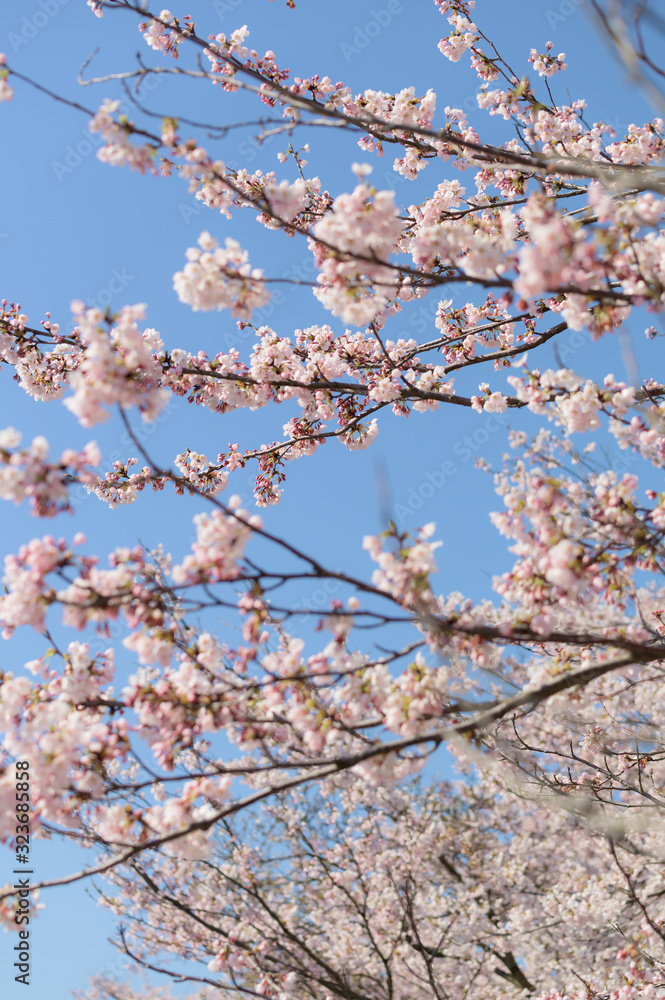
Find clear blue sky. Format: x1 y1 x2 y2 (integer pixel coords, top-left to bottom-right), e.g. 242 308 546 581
0 1 656 996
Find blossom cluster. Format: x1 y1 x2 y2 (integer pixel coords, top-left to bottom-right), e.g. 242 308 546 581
65 304 169 427
172 232 271 318
0 428 101 516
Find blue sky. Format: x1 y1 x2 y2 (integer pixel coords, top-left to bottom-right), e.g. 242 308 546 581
0 0 658 996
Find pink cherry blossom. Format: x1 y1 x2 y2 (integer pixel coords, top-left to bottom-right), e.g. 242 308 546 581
173 232 271 318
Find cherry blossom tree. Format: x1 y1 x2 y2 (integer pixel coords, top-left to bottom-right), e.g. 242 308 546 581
2 1 665 997
76 776 665 1000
